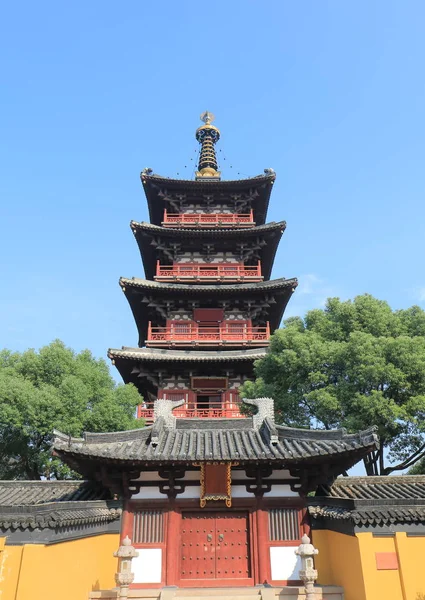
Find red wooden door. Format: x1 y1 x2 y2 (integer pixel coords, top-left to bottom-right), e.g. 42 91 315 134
215 513 251 579
180 512 250 582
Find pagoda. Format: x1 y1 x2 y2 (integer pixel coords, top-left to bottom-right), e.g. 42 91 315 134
109 111 295 423
53 114 378 590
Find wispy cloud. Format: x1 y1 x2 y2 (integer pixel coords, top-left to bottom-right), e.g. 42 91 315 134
409 286 425 304
417 287 425 302
283 273 342 320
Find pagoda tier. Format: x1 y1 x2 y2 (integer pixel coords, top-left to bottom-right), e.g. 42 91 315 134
119 277 297 347
141 170 276 226
130 220 285 281
108 347 266 400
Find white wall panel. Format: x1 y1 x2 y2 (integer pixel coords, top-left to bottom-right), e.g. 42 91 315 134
131 486 163 499
132 548 162 583
264 484 299 497
270 546 301 581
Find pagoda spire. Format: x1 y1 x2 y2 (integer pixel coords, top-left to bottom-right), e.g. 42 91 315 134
195 111 221 180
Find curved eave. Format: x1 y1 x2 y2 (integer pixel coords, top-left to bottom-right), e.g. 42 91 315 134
140 172 276 226
108 347 266 392
120 277 298 345
53 422 378 482
131 221 286 280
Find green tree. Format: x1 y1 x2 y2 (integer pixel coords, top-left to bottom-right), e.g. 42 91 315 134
241 295 425 475
0 340 143 480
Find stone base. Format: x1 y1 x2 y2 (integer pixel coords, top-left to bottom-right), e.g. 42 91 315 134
89 586 344 600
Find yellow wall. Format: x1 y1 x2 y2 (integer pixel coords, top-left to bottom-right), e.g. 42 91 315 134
0 533 119 600
313 529 367 600
314 528 425 600
357 532 403 600
395 532 425 600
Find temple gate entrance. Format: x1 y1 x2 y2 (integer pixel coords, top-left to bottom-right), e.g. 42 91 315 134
180 511 251 582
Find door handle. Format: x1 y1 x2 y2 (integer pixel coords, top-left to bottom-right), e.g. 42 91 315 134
207 534 212 542
218 534 224 542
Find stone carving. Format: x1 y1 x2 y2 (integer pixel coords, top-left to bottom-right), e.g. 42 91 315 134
242 397 275 429
153 398 185 428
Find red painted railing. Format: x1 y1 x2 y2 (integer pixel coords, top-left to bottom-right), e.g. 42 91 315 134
138 405 245 422
155 261 262 282
138 391 245 422
162 209 255 228
146 322 270 347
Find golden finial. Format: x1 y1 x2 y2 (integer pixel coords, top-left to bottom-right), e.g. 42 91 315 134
195 111 221 180
200 111 214 126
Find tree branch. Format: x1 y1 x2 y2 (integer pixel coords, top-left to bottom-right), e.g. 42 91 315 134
382 443 425 475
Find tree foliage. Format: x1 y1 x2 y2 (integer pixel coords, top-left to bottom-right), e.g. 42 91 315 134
241 295 425 475
0 340 143 480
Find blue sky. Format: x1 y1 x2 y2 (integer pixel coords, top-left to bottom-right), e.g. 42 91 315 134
2 0 425 368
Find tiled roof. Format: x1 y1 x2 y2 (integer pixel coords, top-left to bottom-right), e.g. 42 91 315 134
53 419 378 468
0 481 120 531
119 277 297 294
0 502 121 530
130 220 286 237
309 475 425 526
141 172 276 187
108 347 268 362
0 480 111 505
321 475 425 500
308 503 425 526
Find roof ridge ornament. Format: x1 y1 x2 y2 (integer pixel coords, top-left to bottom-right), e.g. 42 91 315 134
153 397 185 429
195 111 221 181
242 397 275 430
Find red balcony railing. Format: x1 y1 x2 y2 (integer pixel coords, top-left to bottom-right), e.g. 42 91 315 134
138 405 245 423
154 261 263 282
138 391 245 422
146 322 270 347
162 209 255 228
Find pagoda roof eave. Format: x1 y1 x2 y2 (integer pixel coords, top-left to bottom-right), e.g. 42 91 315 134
120 276 297 293
120 277 297 345
108 346 268 362
108 347 266 395
131 221 286 280
140 171 276 226
131 220 285 236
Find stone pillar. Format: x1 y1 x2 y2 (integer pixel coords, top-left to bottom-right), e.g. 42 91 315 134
295 534 319 600
114 535 139 599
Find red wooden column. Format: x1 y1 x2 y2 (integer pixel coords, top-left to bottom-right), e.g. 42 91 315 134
120 499 132 541
256 498 270 585
165 501 180 585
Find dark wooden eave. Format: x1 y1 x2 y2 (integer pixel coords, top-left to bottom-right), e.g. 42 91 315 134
107 347 267 397
141 172 276 226
119 277 298 346
130 221 286 281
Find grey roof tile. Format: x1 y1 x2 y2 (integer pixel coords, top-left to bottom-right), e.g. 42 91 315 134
53 421 378 466
108 347 268 362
